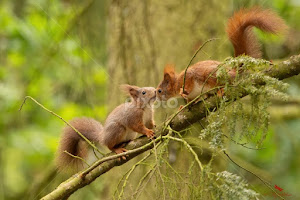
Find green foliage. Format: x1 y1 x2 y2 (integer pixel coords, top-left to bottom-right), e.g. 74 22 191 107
215 171 259 199
201 56 289 151
0 0 107 199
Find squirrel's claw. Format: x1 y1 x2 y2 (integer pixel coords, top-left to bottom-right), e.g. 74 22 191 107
178 105 184 111
146 130 155 139
179 88 189 100
113 147 128 160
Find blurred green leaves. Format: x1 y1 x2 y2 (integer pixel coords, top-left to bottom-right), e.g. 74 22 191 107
0 0 107 199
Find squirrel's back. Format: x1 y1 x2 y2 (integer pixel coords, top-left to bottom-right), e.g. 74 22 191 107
226 7 287 58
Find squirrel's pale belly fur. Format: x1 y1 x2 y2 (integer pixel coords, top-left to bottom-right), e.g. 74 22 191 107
119 106 153 143
143 106 154 125
187 81 211 100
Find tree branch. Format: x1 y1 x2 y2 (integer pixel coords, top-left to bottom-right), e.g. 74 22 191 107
171 55 300 131
41 54 300 200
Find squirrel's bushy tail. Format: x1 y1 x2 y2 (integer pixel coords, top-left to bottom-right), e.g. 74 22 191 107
56 117 103 171
227 7 287 58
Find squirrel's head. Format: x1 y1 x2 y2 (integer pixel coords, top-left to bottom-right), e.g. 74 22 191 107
121 84 156 108
156 64 177 101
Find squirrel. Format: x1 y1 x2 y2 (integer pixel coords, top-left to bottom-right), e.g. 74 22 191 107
156 7 287 102
56 84 156 170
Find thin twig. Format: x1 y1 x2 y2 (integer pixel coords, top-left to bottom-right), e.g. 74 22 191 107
133 164 157 199
19 96 104 155
222 134 265 150
81 136 161 178
163 132 203 171
117 152 152 200
92 148 100 160
64 0 95 36
63 151 90 167
200 64 223 95
223 151 285 200
160 157 186 183
182 38 219 93
153 140 166 200
164 86 224 131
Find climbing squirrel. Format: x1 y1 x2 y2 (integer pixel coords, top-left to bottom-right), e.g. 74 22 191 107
56 85 156 170
156 7 287 102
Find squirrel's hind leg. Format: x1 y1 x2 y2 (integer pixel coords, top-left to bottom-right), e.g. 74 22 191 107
179 78 194 100
111 147 128 160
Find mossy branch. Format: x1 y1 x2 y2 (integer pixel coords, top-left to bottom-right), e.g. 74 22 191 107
41 54 300 200
170 54 300 131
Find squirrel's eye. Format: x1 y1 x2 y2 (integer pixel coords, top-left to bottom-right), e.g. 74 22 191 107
142 91 146 95
158 89 162 93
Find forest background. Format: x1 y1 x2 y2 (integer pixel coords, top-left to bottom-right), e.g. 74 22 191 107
1 0 300 199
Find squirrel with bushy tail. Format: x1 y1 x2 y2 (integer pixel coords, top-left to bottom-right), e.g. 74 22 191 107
156 7 287 102
57 85 156 170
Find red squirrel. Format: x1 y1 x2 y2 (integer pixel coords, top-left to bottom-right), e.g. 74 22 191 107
156 7 287 102
57 85 156 170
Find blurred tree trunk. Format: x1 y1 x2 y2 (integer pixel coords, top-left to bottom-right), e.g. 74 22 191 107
105 4 232 198
12 0 26 17
107 0 231 110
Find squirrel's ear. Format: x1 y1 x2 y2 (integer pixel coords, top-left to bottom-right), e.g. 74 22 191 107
163 64 175 82
164 64 175 75
120 84 140 99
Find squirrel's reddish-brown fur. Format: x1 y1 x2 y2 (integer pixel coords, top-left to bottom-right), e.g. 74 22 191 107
227 7 287 58
57 85 156 171
57 117 103 171
156 7 287 102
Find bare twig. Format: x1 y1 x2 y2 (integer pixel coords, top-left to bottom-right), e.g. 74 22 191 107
63 151 90 167
117 152 152 200
19 96 104 155
222 134 265 150
133 164 157 199
163 132 203 171
152 140 166 200
80 137 161 178
223 151 284 200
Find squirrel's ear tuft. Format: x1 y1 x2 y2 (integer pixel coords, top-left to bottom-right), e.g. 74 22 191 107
120 84 140 99
163 64 175 83
164 64 175 75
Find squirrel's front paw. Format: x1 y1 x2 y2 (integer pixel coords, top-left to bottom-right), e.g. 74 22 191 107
179 88 188 99
146 130 155 139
